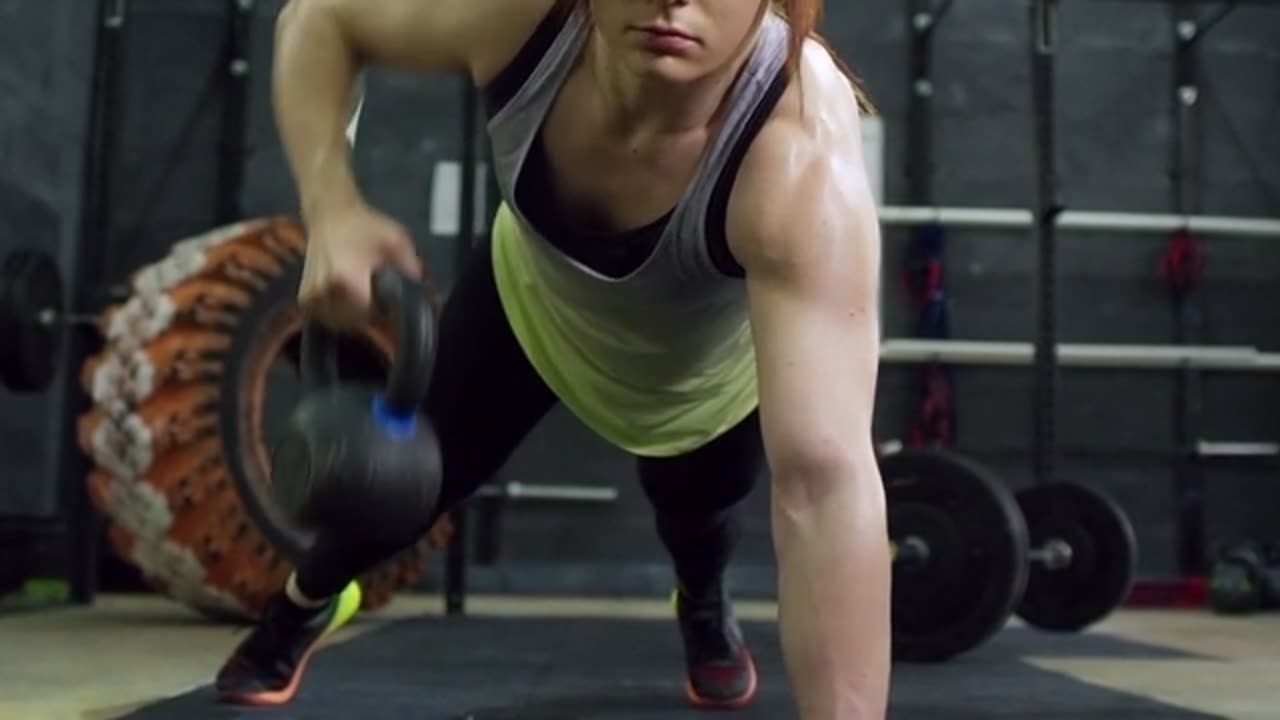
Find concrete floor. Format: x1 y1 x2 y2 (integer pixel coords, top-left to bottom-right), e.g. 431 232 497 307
4 593 1280 720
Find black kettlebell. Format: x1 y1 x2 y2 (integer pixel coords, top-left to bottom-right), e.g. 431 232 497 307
270 267 442 548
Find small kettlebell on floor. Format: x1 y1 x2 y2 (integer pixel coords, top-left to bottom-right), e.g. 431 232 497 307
271 266 442 548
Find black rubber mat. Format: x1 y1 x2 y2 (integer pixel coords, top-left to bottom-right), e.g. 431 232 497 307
122 614 1225 719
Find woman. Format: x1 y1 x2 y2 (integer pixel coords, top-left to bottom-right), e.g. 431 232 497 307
216 1 889 717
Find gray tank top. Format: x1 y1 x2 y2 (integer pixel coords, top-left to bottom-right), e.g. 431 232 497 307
485 7 790 285
479 8 791 453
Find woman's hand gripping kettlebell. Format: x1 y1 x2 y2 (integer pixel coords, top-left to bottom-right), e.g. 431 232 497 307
273 256 442 548
298 199 424 332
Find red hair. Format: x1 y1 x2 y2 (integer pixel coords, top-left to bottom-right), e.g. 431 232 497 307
776 0 820 76
774 0 876 114
565 0 875 115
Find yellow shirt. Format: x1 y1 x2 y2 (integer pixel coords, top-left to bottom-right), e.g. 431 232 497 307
490 202 759 458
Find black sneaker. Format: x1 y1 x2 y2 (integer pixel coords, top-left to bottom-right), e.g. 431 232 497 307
215 581 362 705
675 586 758 709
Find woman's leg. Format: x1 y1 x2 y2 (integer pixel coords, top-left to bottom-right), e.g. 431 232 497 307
217 233 557 705
636 411 765 601
636 410 766 709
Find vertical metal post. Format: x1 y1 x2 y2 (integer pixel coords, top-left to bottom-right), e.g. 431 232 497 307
443 77 482 616
216 0 254 224
904 0 959 447
457 80 479 268
1170 5 1206 577
58 0 131 605
906 0 937 206
473 497 504 566
444 510 468 615
1029 0 1061 486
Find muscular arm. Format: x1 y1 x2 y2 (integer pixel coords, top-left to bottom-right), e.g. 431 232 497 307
271 0 554 220
728 60 890 720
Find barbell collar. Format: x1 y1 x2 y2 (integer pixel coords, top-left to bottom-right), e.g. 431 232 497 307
1027 538 1074 570
37 308 104 328
894 535 932 565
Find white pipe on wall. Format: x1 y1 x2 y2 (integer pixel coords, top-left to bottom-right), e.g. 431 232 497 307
879 339 1280 371
877 205 1280 238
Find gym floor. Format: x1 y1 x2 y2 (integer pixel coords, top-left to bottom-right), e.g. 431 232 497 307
6 593 1279 720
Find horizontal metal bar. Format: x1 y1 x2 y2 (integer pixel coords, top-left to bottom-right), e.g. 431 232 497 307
1079 0 1272 5
446 563 782 600
878 205 1280 238
475 482 619 504
880 339 1280 371
1194 441 1280 458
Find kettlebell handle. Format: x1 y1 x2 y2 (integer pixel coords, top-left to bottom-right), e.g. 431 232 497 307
300 267 436 418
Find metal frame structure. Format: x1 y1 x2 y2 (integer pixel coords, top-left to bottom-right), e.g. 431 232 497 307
216 0 254 224
46 0 260 607
49 0 131 606
891 0 1278 585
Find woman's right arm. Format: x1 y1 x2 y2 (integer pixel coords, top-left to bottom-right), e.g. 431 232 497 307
271 0 555 222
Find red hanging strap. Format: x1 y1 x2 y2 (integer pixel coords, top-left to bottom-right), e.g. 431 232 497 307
909 364 954 447
1160 229 1204 296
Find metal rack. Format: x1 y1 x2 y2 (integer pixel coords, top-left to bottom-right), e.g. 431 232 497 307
43 0 261 607
893 0 1278 582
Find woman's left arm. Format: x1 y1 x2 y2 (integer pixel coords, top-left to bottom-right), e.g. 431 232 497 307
730 113 890 719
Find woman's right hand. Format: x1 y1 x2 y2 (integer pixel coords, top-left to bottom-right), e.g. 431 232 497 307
297 201 424 331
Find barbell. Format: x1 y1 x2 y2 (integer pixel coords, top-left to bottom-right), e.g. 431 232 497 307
882 448 1137 663
0 248 172 393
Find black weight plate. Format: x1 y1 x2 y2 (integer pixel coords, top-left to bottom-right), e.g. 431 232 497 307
0 250 64 392
882 448 1029 663
0 252 24 388
1015 482 1137 632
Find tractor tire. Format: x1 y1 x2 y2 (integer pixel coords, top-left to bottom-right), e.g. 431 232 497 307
77 217 453 621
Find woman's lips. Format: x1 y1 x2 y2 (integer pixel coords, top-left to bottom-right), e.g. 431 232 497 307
633 26 699 54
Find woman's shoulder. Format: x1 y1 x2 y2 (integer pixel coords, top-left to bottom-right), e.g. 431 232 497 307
723 40 880 268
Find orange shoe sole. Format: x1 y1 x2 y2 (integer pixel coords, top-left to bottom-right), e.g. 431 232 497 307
217 582 362 706
217 640 320 707
684 652 759 711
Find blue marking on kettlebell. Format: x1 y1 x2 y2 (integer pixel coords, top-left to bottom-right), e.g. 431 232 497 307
371 393 417 439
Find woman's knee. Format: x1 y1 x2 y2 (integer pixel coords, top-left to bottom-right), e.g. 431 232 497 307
640 462 760 525
638 415 765 520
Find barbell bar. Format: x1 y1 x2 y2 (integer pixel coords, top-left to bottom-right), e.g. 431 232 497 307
475 482 619 504
893 532 1075 572
36 309 106 327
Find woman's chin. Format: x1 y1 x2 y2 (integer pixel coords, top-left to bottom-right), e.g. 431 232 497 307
624 53 708 85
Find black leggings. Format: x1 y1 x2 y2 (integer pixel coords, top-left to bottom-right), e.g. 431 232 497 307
295 235 766 601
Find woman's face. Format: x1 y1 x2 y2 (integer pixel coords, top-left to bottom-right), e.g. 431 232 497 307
587 0 769 83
